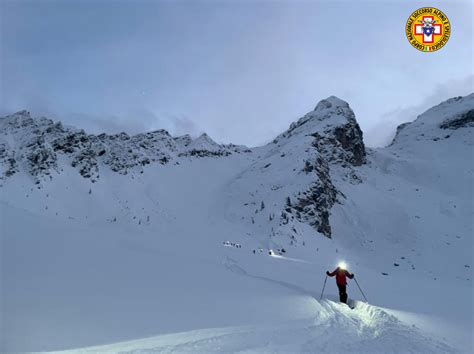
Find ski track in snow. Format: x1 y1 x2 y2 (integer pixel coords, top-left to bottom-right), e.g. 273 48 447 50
44 260 458 354
43 303 456 354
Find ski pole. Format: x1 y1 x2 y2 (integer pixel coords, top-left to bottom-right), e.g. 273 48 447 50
353 276 368 303
320 275 328 300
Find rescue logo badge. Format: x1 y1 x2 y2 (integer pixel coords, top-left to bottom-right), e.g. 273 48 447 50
406 8 450 52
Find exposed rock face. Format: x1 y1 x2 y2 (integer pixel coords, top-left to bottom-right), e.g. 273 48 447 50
24 136 58 179
71 149 99 180
276 97 366 166
334 124 366 165
0 111 250 184
311 98 366 167
275 96 365 238
288 94 472 239
440 109 474 129
0 143 18 179
293 156 339 237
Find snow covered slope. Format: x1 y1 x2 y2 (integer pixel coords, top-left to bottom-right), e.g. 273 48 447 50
1 94 472 353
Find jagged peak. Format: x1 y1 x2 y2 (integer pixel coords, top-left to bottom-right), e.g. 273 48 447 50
196 132 214 141
186 132 221 151
274 96 358 143
9 110 31 118
1 110 31 123
272 96 366 166
293 97 355 134
314 96 350 112
0 110 53 135
190 133 220 146
145 129 172 137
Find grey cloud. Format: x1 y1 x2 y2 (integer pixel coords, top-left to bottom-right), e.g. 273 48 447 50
159 113 201 138
63 110 202 139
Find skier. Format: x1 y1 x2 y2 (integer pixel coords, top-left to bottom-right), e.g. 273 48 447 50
326 265 354 304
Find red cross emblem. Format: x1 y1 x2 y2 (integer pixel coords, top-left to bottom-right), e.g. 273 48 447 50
414 16 442 44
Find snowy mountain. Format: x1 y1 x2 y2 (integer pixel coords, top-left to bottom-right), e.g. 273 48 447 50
1 94 472 353
0 111 249 184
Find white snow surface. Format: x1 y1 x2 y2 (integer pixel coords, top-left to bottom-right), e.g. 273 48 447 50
1 95 473 353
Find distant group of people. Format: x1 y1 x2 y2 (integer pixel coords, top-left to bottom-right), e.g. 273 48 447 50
252 248 286 255
223 241 242 248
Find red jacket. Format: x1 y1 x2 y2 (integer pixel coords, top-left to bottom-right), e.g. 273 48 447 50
327 267 353 285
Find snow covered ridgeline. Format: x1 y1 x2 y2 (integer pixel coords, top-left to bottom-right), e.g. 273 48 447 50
0 96 369 240
391 95 474 145
0 111 250 183
1 94 473 241
1 94 473 353
0 96 366 186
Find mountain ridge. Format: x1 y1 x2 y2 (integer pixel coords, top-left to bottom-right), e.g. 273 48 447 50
0 95 366 184
2 94 472 185
1 94 472 240
2 94 473 352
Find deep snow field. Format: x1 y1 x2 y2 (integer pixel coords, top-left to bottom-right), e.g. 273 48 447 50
1 95 472 353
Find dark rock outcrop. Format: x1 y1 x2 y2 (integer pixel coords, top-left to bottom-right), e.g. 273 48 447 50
440 109 474 129
277 96 366 237
293 157 340 237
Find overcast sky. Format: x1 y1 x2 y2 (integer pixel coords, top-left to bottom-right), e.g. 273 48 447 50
1 0 472 147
